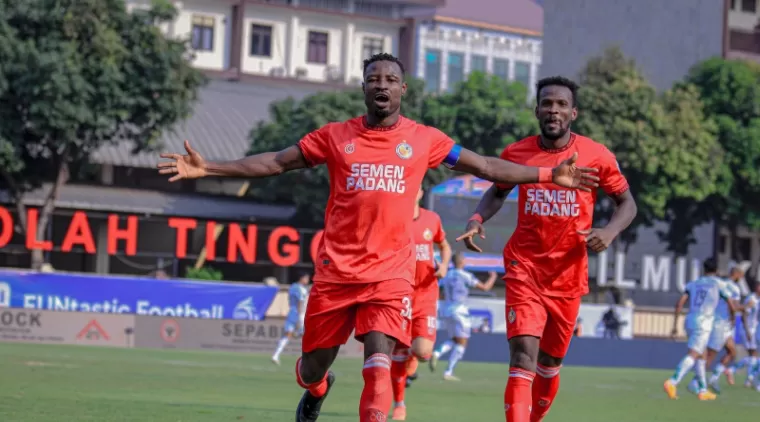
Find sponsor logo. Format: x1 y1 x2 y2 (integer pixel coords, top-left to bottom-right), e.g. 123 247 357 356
423 228 433 241
160 319 180 343
77 319 110 341
508 308 516 324
0 311 41 327
396 142 413 159
232 297 258 320
345 143 355 154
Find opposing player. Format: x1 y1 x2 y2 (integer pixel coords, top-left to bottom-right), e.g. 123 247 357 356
729 280 760 387
272 272 311 365
665 258 735 401
390 186 452 421
429 252 496 381
157 55 600 422
456 76 637 422
700 264 744 393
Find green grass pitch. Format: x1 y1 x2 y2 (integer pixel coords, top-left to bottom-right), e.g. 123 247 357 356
0 342 757 421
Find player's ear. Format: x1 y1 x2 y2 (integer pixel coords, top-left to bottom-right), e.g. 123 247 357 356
571 106 578 122
401 81 407 96
534 105 539 120
362 81 366 95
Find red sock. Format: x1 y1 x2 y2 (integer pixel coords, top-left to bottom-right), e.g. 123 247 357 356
530 364 560 422
505 367 535 422
295 357 328 398
391 352 408 404
360 353 393 422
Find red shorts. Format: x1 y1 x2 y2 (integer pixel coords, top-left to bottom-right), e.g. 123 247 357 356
410 281 439 342
302 279 413 353
505 278 581 358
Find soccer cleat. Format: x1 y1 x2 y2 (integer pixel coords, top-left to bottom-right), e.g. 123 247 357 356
697 390 717 401
272 357 281 366
391 405 407 420
295 371 336 422
663 380 678 400
443 373 460 382
724 369 735 385
429 354 439 372
708 379 721 394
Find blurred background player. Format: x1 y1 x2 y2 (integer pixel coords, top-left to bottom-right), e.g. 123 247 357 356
664 258 735 401
390 186 452 421
729 280 760 388
272 272 311 365
456 76 637 422
698 264 744 393
157 53 599 422
429 252 496 381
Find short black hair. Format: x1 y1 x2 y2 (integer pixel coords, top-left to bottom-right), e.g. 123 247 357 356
703 257 718 274
536 76 579 106
363 53 405 77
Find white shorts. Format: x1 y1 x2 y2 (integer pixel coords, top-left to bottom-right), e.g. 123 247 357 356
707 321 734 351
685 320 710 355
442 306 472 339
283 311 304 335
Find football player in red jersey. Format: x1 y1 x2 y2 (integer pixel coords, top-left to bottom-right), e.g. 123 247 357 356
457 76 637 421
159 58 601 422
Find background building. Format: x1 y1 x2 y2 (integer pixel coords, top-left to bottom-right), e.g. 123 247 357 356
409 0 543 93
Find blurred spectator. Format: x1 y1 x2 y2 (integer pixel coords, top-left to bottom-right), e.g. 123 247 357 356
573 317 583 337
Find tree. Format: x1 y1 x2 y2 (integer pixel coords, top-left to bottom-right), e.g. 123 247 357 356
248 79 437 223
422 72 537 158
684 58 760 260
574 47 724 252
0 0 205 269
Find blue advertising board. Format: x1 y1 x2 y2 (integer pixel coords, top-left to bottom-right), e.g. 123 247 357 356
0 270 278 321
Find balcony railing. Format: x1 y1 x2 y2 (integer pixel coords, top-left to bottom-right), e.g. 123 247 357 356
729 28 760 56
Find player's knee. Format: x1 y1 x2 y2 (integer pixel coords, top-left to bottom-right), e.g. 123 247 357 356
299 355 328 383
508 336 539 370
363 331 395 358
537 350 563 368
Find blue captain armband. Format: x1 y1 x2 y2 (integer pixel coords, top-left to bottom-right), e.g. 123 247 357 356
442 144 462 169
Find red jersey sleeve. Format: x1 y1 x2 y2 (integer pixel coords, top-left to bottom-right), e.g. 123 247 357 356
426 127 456 169
598 146 629 196
495 146 516 191
433 214 446 243
297 124 332 167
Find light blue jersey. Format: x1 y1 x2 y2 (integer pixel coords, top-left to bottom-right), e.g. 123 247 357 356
708 279 741 351
683 276 732 354
284 283 308 334
744 293 760 350
439 269 479 339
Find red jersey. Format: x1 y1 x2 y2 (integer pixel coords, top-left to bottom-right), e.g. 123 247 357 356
298 116 455 284
412 208 445 288
497 134 629 297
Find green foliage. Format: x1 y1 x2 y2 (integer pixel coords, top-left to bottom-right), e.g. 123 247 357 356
185 266 223 281
575 47 725 252
0 0 205 267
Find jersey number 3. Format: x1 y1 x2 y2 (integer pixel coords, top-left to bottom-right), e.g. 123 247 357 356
400 296 412 320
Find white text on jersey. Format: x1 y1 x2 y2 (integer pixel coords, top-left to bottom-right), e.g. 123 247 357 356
347 163 406 193
524 188 580 217
416 244 431 262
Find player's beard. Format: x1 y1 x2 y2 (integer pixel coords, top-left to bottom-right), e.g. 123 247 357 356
540 121 570 141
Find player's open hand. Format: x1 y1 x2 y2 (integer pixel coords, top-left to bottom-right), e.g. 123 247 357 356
456 220 485 253
157 140 207 182
434 265 448 279
578 227 617 252
552 152 599 192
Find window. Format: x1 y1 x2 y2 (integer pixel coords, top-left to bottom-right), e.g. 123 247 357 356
447 52 464 90
742 0 756 13
493 58 508 80
362 37 384 60
731 0 736 10
307 31 329 64
191 15 215 51
470 55 486 73
250 24 272 57
424 49 441 92
514 61 531 87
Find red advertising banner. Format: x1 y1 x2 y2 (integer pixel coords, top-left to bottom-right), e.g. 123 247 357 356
0 206 324 266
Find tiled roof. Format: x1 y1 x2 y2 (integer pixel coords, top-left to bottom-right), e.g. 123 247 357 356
91 77 337 169
434 0 543 34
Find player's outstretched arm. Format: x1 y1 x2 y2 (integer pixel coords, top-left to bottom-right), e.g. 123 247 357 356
157 140 307 181
451 147 600 191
